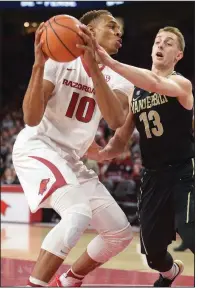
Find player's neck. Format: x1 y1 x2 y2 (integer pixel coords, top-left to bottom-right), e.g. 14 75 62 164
151 65 175 77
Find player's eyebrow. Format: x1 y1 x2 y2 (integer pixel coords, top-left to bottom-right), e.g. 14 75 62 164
166 37 174 41
155 36 174 41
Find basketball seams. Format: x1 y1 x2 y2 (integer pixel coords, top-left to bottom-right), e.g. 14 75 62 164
54 16 85 45
44 24 58 61
48 19 77 59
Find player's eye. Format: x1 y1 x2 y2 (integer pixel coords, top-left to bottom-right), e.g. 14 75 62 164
109 24 115 29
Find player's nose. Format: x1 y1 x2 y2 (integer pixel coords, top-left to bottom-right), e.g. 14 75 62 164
115 30 122 38
158 43 164 50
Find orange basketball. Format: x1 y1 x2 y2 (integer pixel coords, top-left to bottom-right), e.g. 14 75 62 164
41 15 84 62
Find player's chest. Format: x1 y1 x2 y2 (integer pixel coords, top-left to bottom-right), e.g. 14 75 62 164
56 66 95 100
131 88 169 116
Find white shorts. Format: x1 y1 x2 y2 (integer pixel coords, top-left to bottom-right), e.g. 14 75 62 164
12 130 115 214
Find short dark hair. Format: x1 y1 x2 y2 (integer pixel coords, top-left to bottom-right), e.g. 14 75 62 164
79 10 112 25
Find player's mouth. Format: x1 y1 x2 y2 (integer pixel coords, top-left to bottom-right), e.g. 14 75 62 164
156 51 164 59
115 38 122 48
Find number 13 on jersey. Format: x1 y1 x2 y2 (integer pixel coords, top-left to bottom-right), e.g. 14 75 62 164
139 110 164 138
65 92 96 123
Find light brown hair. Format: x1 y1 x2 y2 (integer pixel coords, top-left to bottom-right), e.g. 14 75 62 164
158 26 185 52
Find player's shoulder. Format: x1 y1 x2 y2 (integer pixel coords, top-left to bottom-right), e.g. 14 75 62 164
170 71 192 90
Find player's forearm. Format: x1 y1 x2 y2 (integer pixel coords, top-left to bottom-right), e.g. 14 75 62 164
108 60 158 92
89 65 126 130
23 64 45 126
102 112 135 159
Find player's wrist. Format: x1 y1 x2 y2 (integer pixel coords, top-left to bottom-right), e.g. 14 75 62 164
33 62 45 69
108 58 118 69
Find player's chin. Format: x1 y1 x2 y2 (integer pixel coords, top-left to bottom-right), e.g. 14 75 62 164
109 47 119 56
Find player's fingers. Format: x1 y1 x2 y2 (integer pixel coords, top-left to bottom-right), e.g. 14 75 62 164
37 40 44 50
35 22 45 45
79 31 92 46
76 44 91 52
79 24 92 37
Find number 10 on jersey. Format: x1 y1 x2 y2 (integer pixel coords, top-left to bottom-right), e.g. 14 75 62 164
66 92 96 123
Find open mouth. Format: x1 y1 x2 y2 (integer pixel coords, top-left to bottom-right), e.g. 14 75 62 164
156 52 164 58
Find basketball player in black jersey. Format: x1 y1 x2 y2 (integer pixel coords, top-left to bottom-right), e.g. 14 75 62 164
92 26 194 286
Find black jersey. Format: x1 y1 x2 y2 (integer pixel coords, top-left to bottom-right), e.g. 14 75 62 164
131 72 194 169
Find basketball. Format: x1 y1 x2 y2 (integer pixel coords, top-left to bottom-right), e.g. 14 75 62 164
41 15 84 62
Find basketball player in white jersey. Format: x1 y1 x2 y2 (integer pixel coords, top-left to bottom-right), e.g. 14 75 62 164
12 10 134 287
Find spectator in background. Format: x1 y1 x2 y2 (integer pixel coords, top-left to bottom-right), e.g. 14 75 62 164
130 129 141 161
1 167 19 185
2 113 14 129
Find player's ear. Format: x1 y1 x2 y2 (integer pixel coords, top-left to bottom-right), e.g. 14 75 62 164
175 50 183 63
87 25 96 37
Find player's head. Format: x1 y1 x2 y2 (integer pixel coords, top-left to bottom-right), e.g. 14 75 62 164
151 26 185 69
80 10 122 55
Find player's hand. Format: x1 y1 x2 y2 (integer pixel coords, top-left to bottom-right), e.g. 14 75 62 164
95 43 114 67
86 145 118 163
76 25 97 66
97 146 118 162
34 22 48 67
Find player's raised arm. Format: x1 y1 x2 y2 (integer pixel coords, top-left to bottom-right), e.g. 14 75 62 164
77 25 129 130
108 61 192 100
23 23 54 127
96 40 193 110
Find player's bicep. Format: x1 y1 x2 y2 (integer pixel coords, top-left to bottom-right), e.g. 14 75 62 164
155 75 190 97
156 75 193 109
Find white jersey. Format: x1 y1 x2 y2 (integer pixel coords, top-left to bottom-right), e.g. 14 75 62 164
20 57 133 160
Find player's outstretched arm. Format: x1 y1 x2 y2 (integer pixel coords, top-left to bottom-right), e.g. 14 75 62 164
96 44 193 110
77 25 129 130
23 23 54 126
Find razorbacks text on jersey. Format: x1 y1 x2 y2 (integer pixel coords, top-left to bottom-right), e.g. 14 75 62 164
131 71 194 169
20 57 134 160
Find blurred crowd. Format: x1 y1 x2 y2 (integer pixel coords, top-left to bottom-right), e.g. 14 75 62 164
1 110 24 185
1 111 142 185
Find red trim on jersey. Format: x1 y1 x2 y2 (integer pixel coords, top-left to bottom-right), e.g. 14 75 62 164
29 156 67 205
80 56 105 77
2 185 23 193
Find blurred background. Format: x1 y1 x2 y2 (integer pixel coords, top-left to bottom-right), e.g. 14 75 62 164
0 1 195 228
